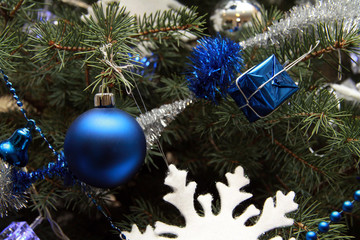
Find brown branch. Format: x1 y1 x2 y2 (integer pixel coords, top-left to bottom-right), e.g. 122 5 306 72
209 136 220 152
293 221 310 232
40 54 83 72
245 46 259 69
293 221 319 240
131 24 198 38
301 40 347 62
141 36 172 41
267 134 326 175
48 40 96 51
346 138 359 142
245 40 347 72
85 63 90 86
10 44 23 55
9 0 24 18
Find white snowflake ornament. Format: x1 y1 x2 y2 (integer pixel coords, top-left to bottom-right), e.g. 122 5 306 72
124 165 298 240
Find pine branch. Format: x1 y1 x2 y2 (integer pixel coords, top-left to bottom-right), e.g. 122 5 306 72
48 40 95 52
267 134 325 175
301 39 348 62
9 0 24 18
134 6 206 41
241 0 360 49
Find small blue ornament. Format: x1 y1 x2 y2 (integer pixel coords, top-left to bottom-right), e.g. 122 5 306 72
354 190 360 201
64 103 146 188
228 54 299 122
0 121 34 167
186 34 243 104
130 53 158 77
342 200 354 212
0 221 39 240
305 231 317 240
330 211 342 222
318 221 330 233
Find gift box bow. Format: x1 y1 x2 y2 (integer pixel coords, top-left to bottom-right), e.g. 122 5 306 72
228 54 298 122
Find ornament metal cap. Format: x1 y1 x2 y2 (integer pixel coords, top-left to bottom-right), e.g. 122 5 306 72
94 93 115 108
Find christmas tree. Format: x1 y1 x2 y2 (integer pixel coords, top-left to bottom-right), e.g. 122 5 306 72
0 0 360 239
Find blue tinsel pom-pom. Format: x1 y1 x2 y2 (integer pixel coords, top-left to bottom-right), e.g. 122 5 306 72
186 34 243 104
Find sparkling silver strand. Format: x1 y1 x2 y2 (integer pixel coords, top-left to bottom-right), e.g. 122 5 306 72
136 97 194 148
241 0 360 49
0 160 27 217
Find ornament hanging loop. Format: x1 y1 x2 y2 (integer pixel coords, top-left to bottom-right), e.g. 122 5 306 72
99 43 133 95
26 119 36 131
94 84 115 108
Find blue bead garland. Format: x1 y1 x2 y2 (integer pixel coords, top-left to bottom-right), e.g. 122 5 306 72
342 200 354 212
0 70 58 158
306 231 317 240
306 189 360 239
330 211 342 222
86 191 128 240
318 221 329 233
354 190 360 201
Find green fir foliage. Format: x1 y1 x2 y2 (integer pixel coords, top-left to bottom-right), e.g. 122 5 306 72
0 0 359 240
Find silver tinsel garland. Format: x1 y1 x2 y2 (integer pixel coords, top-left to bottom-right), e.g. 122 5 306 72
136 97 194 148
241 0 360 49
0 159 27 217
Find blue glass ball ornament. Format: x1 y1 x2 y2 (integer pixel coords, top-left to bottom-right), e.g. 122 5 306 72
64 108 146 188
305 231 317 240
342 201 354 212
354 190 360 201
318 221 330 233
330 211 342 222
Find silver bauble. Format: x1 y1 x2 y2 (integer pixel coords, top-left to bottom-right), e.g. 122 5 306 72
211 0 260 32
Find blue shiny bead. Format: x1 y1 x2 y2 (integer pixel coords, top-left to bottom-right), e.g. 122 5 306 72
13 94 19 100
6 82 12 87
9 88 16 94
20 108 26 114
16 101 23 107
0 127 32 167
354 190 360 201
318 221 330 233
64 107 146 188
342 201 354 212
306 231 317 240
330 211 341 222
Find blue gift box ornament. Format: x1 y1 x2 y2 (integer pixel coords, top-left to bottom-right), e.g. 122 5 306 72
228 41 320 122
228 54 299 122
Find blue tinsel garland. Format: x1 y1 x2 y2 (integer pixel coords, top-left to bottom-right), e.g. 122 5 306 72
186 34 243 104
12 151 72 193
